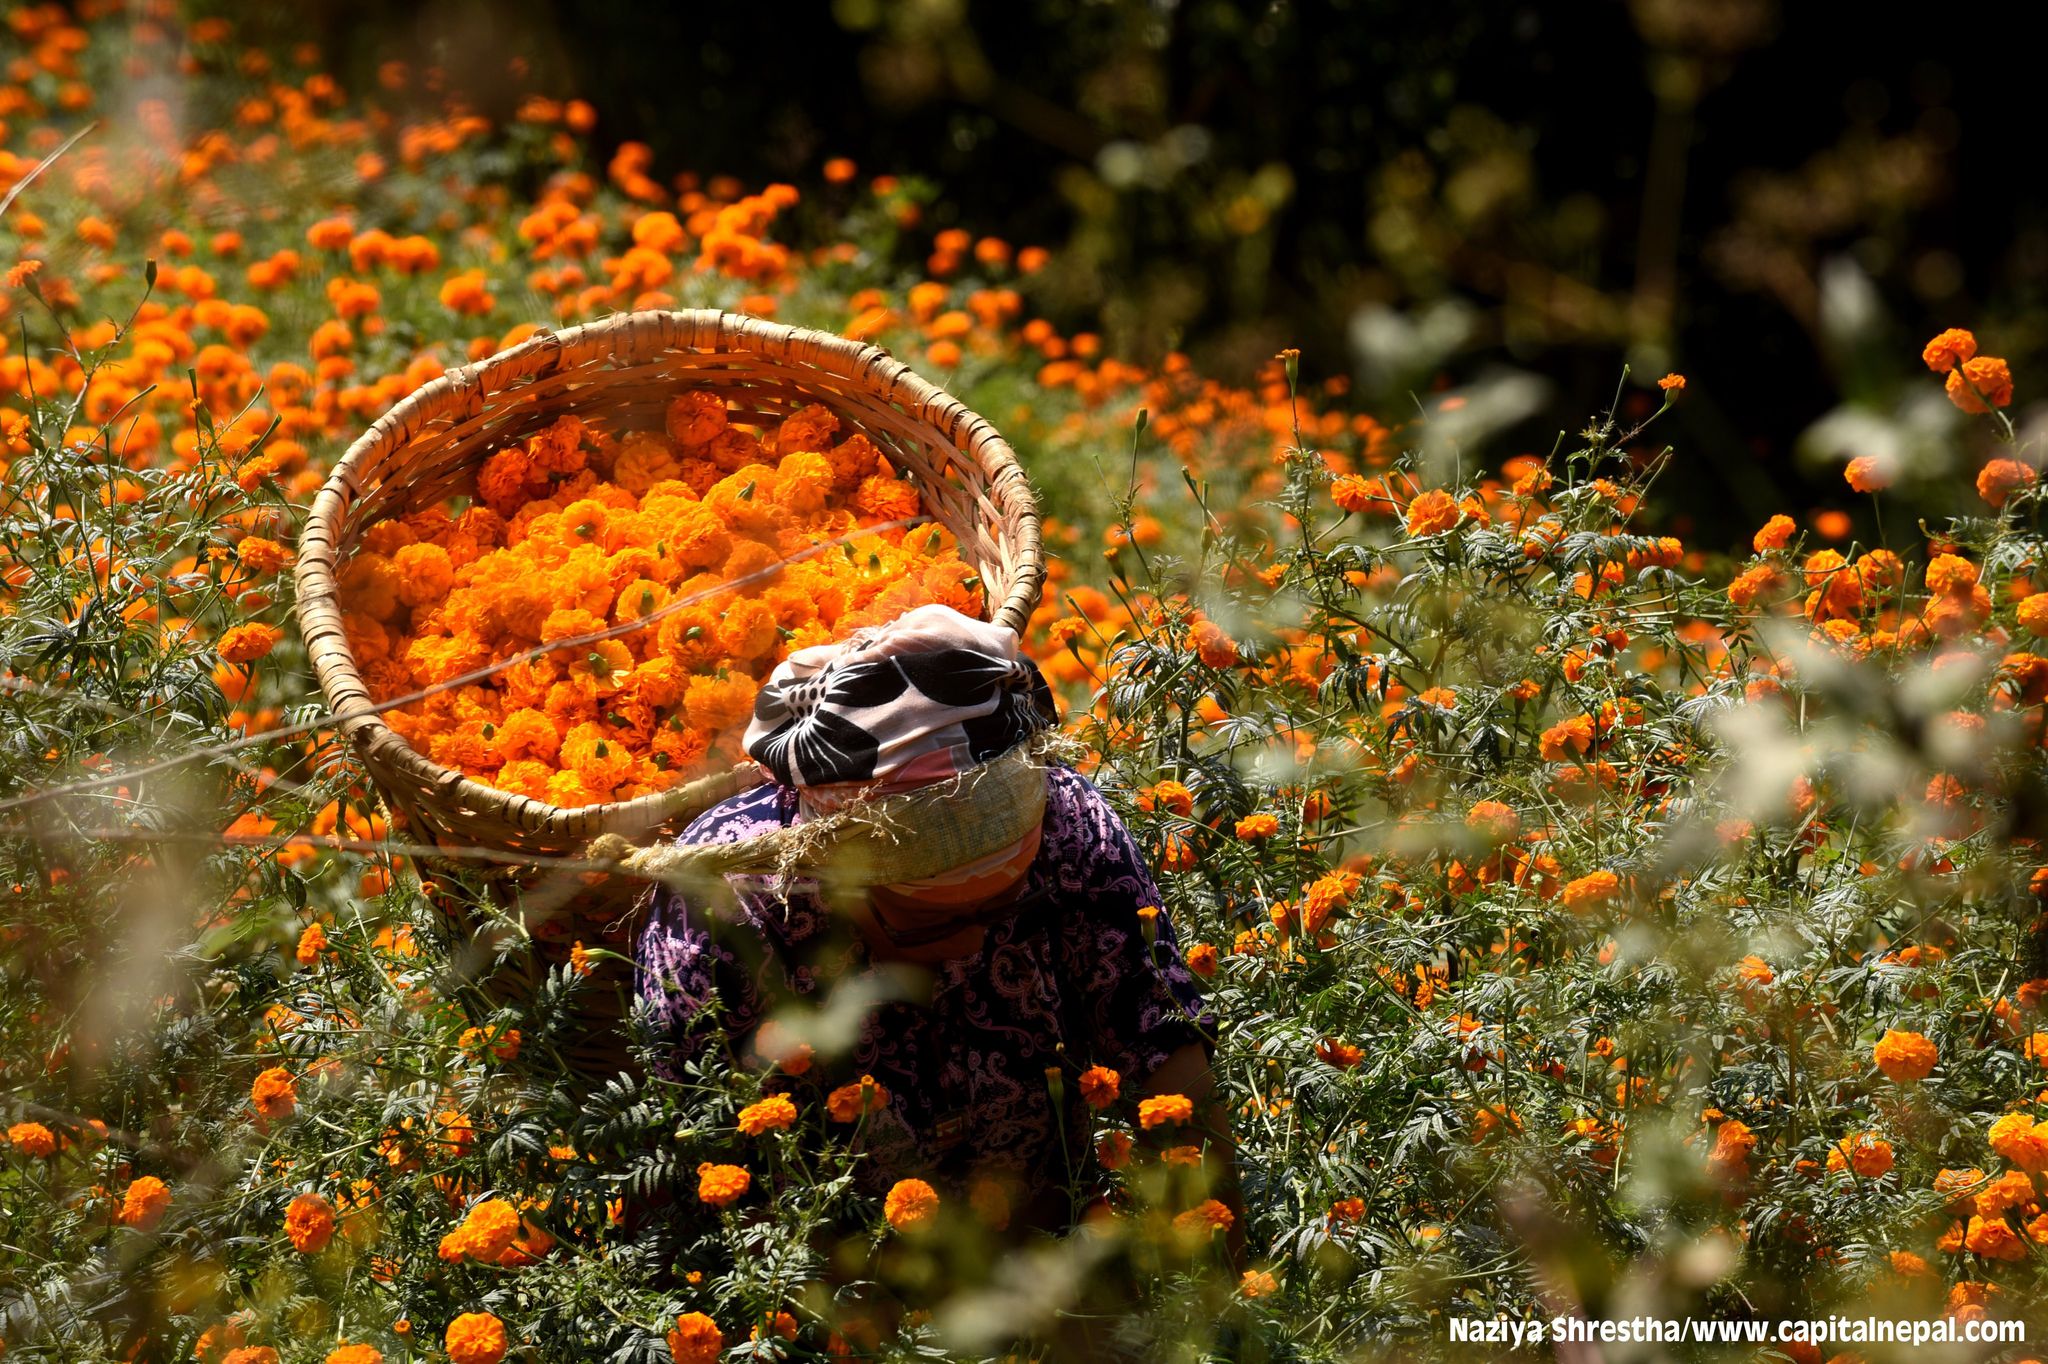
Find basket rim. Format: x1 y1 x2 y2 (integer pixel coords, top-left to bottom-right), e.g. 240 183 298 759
291 308 1045 846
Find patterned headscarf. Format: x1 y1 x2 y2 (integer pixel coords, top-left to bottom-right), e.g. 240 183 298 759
743 603 1056 810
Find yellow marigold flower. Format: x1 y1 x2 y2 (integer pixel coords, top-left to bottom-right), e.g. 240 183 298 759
696 1162 751 1207
666 1312 723 1364
285 1191 336 1253
1872 1028 1937 1083
444 1312 508 1364
884 1177 939 1231
736 1094 797 1136
1138 1093 1194 1130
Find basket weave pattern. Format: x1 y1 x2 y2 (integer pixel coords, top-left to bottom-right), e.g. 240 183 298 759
294 309 1045 863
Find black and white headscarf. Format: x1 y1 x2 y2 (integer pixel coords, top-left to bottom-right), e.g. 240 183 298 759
742 604 1055 803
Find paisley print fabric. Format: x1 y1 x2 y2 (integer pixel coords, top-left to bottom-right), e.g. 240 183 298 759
633 765 1214 1214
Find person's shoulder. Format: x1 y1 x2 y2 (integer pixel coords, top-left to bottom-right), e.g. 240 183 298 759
678 779 787 846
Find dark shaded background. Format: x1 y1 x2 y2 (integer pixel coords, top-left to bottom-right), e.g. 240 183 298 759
299 0 2041 541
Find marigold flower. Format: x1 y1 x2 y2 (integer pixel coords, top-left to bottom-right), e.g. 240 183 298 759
1316 1038 1364 1068
325 1347 384 1364
1240 1268 1280 1297
884 1177 939 1231
1233 812 1279 840
1560 870 1619 912
696 1162 751 1206
1185 942 1219 977
1657 372 1685 391
1138 1093 1195 1129
1978 457 2037 508
294 922 328 966
1843 455 1891 494
1966 1214 2028 1261
1825 1131 1894 1178
1078 1065 1121 1109
666 1312 723 1364
250 1066 297 1121
1096 1130 1134 1170
826 1075 888 1122
218 622 281 663
736 1094 797 1136
7 1121 57 1158
119 1175 171 1230
1707 1119 1757 1171
1404 488 1460 537
1465 799 1519 843
1989 1112 2048 1172
1872 1028 1937 1082
444 1312 508 1364
1922 328 1978 372
1172 1198 1235 1238
1187 619 1238 669
321 1335 382 1359
285 1191 336 1253
437 1198 520 1262
1947 355 2014 413
222 1351 280 1364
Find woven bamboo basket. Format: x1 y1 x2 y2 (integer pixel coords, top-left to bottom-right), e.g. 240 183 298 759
293 309 1044 1070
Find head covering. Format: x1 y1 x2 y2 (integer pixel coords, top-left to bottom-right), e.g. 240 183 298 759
742 603 1057 910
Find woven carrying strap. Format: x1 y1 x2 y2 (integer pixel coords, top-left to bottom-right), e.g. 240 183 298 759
582 743 1049 897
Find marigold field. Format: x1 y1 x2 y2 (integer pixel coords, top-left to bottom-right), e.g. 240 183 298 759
8 5 2048 1363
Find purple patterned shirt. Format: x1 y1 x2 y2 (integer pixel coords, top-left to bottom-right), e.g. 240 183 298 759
634 766 1214 1216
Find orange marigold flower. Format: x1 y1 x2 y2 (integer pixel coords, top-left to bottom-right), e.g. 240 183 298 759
1316 1038 1364 1069
294 922 328 966
325 1346 384 1364
1240 1268 1280 1298
1184 942 1219 977
1404 488 1461 537
1138 1093 1195 1129
438 268 496 316
285 1191 337 1253
119 1175 171 1230
1233 812 1279 840
1146 779 1194 816
827 1075 889 1122
883 1177 939 1231
7 1121 57 1158
1922 328 1977 372
1843 455 1891 494
1330 474 1376 513
1173 1198 1235 1238
1078 1065 1121 1109
1753 514 1797 552
444 1312 508 1364
736 1094 797 1136
1465 799 1519 843
666 1312 723 1364
1978 457 2037 508
1187 619 1239 669
1872 1028 1937 1082
250 1066 297 1121
1657 372 1685 392
438 1198 520 1262
1825 1131 1894 1178
218 622 281 663
1989 1113 2048 1172
696 1162 751 1207
1561 870 1619 912
1947 355 2014 413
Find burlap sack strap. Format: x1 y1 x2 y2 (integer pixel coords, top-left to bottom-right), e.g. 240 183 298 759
582 741 1055 897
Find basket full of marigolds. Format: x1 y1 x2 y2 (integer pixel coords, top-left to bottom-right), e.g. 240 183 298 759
293 310 1044 991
